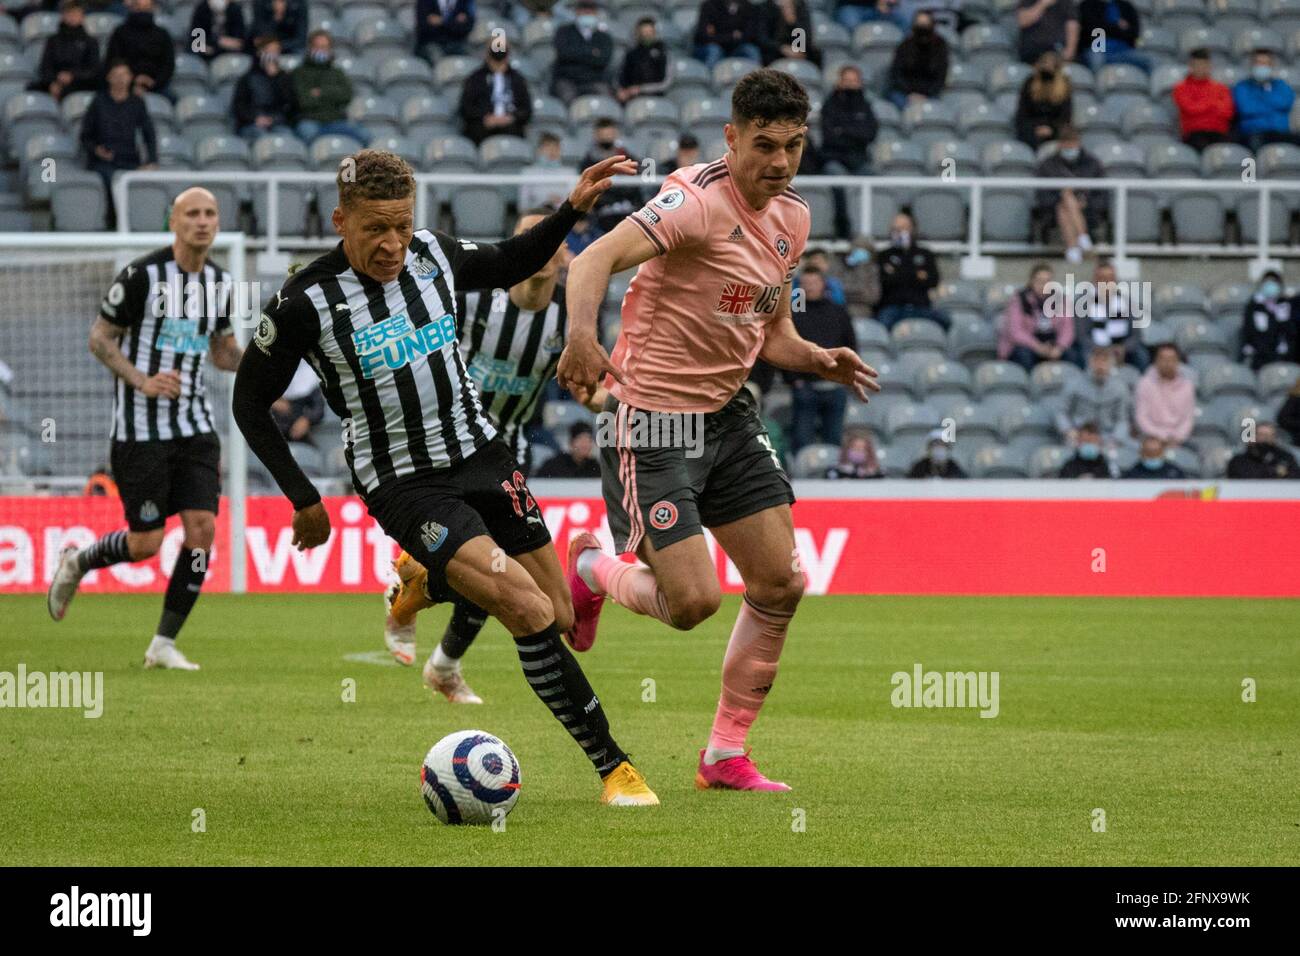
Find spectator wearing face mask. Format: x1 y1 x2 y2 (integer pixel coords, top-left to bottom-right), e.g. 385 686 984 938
1122 434 1184 478
291 31 369 146
825 430 883 479
831 236 880 315
784 267 858 454
1035 125 1105 265
1016 51 1073 149
999 263 1073 370
693 0 765 69
189 0 248 62
1056 347 1131 449
820 64 878 238
416 0 476 60
1227 422 1299 478
104 0 175 100
1077 0 1149 74
1240 271 1299 370
1133 343 1194 448
459 38 532 145
552 0 614 103
885 11 949 110
616 17 669 103
1017 0 1078 65
579 118 643 233
1232 48 1300 153
908 435 966 478
875 212 949 330
232 36 296 141
249 0 307 56
1058 421 1113 477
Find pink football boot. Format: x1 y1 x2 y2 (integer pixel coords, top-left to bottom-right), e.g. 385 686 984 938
564 532 606 652
694 750 792 792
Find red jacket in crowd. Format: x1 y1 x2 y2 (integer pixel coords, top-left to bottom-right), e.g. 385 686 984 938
1171 75 1234 137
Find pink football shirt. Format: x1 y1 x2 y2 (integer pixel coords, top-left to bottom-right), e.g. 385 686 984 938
609 154 812 413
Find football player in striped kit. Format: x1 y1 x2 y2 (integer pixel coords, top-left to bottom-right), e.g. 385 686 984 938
47 187 244 671
232 149 658 806
380 207 605 704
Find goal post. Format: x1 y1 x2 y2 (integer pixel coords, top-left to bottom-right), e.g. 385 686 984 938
0 232 252 592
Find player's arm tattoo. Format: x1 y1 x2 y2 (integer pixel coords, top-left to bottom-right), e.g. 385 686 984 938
209 331 244 371
88 317 145 388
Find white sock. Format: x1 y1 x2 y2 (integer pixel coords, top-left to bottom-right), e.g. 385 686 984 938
148 635 175 650
576 547 602 592
1078 233 1093 251
703 745 744 765
431 645 460 673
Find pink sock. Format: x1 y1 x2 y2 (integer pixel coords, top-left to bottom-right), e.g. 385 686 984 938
707 596 791 754
590 552 675 628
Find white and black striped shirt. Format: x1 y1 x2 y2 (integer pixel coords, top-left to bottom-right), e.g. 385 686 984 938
456 285 566 450
232 201 582 508
98 246 233 443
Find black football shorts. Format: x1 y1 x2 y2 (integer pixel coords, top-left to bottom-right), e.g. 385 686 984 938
110 432 222 532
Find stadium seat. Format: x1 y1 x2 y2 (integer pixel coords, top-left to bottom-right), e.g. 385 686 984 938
378 57 436 108
1230 27 1272 60
1176 26 1230 60
176 94 230 144
170 54 209 102
1208 282 1254 325
1264 0 1300 36
947 317 999 366
852 318 890 351
433 55 479 92
3 92 59 163
891 318 948 354
971 444 1030 477
624 96 680 141
346 95 400 140
251 134 311 236
1197 362 1257 401
1153 283 1211 325
21 132 74 203
353 16 408 58
1027 360 1082 399
451 184 510 234
956 101 1010 151
915 360 974 399
794 443 839 478
50 169 105 230
1176 320 1232 359
886 402 942 441
1199 443 1234 477
569 93 624 130
1257 362 1300 402
334 53 379 97
853 22 905 75
973 360 1031 397
988 61 1030 98
1155 0 1208 32
1029 444 1070 478
949 401 1003 443
1168 445 1202 478
401 93 457 142
1002 402 1057 443
309 134 365 172
945 60 987 96
711 57 760 90
933 280 985 321
1150 61 1187 101
960 23 1013 71
665 57 712 109
19 10 57 45
681 96 731 143
902 98 959 153
770 57 823 95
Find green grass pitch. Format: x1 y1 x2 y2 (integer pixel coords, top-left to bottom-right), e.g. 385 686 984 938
2 593 1297 865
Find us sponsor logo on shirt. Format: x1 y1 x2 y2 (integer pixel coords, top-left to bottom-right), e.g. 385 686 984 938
353 312 458 379
713 282 783 322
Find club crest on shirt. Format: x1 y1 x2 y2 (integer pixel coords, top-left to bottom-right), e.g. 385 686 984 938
774 234 790 258
542 330 564 352
410 255 440 281
652 188 685 211
420 520 448 552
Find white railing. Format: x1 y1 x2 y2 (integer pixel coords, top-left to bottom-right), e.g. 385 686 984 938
116 171 1300 279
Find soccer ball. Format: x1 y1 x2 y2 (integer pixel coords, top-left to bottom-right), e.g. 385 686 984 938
420 730 521 825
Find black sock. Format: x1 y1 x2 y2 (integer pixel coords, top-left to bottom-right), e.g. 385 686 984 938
155 547 208 640
513 623 627 777
440 597 488 660
76 530 131 572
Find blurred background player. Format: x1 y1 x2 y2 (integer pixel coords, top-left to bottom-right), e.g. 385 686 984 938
381 206 601 703
232 149 657 806
47 188 243 671
557 69 878 792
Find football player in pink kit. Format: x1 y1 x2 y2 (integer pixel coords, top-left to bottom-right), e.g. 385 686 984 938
557 69 879 792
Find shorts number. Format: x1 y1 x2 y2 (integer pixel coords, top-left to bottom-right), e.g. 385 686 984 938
500 470 537 517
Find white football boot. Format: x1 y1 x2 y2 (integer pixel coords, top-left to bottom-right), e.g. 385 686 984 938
422 657 484 704
47 545 85 621
144 637 200 670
